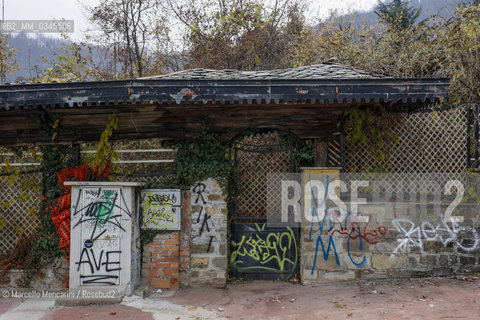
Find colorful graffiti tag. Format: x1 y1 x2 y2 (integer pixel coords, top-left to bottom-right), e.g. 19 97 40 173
141 189 181 230
230 223 298 276
307 174 387 273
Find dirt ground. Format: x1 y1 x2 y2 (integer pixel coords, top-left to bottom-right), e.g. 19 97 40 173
166 276 480 320
1 276 480 319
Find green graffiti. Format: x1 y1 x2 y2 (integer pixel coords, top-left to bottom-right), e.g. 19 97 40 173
103 190 114 197
230 224 298 272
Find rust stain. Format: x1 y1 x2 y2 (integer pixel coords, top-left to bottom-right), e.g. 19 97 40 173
298 89 308 94
182 89 194 96
128 88 131 95
336 87 339 94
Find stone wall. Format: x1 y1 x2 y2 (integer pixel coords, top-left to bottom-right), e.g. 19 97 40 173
142 180 228 289
189 179 228 288
301 173 480 283
0 257 69 289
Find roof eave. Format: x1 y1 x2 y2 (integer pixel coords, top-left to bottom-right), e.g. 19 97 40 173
0 77 450 111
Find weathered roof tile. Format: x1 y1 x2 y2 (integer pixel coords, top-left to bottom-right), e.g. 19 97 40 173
139 63 384 80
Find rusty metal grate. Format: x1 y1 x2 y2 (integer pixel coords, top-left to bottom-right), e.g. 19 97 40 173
234 132 293 219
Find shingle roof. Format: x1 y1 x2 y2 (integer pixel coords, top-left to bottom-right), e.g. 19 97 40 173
139 63 385 80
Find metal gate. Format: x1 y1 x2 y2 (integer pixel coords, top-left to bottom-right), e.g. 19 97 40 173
229 134 299 280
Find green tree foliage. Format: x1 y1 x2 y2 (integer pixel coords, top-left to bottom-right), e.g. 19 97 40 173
375 0 421 29
292 3 480 102
0 35 19 83
32 38 100 82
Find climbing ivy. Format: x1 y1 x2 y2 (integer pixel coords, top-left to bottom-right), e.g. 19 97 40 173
344 105 398 172
13 110 79 287
173 120 236 190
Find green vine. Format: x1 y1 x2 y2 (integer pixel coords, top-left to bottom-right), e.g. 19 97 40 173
173 119 236 190
139 119 238 246
12 110 79 287
344 104 399 172
83 114 120 176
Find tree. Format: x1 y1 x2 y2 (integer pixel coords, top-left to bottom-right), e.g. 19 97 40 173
167 0 309 70
443 3 480 102
375 0 421 29
32 38 100 83
87 0 170 78
0 35 19 83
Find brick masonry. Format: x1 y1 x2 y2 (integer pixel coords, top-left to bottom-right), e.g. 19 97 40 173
142 232 180 290
142 181 227 289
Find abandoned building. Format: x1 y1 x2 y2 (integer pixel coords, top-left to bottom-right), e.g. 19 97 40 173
1 62 478 294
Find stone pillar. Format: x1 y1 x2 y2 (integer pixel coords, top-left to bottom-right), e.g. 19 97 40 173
189 178 228 288
179 192 191 286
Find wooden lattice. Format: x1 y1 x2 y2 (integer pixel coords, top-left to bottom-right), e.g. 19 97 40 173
235 132 292 218
345 105 468 174
0 171 42 254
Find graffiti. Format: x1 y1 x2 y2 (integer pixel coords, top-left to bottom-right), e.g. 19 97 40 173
199 213 211 236
76 248 121 285
391 218 480 256
207 235 214 253
141 189 181 230
193 183 206 205
192 182 214 253
230 223 298 273
330 212 387 245
73 188 131 240
71 187 130 287
308 175 386 273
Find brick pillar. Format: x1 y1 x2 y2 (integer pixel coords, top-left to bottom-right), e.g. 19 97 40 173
142 232 180 289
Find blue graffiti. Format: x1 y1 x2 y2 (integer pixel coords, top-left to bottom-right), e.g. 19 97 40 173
308 174 367 273
309 174 341 275
347 229 366 267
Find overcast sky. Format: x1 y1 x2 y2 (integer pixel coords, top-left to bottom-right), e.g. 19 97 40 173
4 0 378 40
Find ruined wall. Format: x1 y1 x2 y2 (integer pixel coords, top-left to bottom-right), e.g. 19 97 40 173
301 173 480 283
142 180 228 289
189 179 228 288
142 192 190 289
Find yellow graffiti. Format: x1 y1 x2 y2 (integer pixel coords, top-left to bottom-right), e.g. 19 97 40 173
143 194 176 227
230 224 298 272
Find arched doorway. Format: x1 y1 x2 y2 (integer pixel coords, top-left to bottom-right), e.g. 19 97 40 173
229 128 305 280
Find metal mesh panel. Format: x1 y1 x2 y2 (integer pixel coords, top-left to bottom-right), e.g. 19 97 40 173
235 132 292 219
345 105 468 174
0 171 42 254
114 174 174 185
